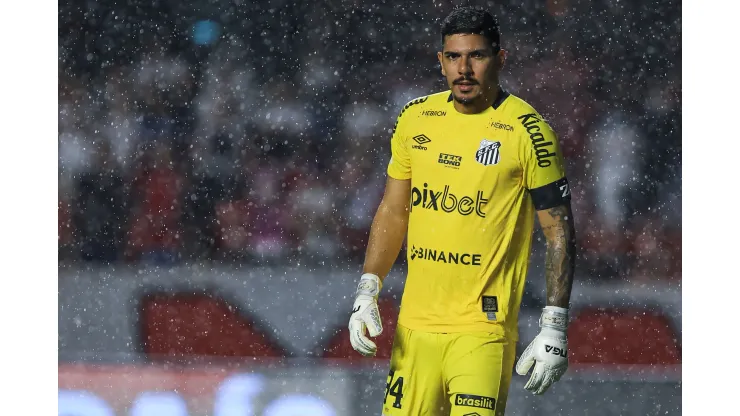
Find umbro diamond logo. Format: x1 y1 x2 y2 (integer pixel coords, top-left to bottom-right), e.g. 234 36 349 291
412 134 431 150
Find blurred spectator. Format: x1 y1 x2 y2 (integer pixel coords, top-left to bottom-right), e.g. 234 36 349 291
75 140 126 262
335 154 385 260
625 215 681 282
125 143 184 264
588 110 642 234
287 167 341 259
100 66 141 169
215 158 296 260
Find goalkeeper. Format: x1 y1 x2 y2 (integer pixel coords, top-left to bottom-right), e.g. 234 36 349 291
347 6 576 416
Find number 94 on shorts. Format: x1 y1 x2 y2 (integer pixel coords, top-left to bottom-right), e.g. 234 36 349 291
381 324 516 416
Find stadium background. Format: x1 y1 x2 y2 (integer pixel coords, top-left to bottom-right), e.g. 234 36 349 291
58 0 681 414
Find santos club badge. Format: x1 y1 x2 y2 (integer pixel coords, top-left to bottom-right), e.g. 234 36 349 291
475 139 501 166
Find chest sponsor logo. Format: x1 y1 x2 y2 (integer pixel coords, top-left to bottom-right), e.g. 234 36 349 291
475 139 501 166
438 153 462 169
518 113 557 167
412 134 431 150
410 183 488 218
490 120 514 131
422 110 446 116
409 245 481 266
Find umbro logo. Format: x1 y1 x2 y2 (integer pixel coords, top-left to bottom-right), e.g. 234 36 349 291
412 134 431 150
463 413 481 416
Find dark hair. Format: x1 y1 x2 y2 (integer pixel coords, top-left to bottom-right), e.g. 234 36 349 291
440 7 501 52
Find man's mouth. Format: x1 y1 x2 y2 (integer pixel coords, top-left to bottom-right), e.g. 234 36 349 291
456 82 476 92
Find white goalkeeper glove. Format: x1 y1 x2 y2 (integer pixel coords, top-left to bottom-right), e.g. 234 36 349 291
516 306 569 395
348 273 384 356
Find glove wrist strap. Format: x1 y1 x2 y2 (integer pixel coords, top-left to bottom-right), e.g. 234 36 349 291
356 273 381 298
540 306 569 331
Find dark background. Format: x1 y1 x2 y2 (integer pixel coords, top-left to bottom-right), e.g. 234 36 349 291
58 0 681 284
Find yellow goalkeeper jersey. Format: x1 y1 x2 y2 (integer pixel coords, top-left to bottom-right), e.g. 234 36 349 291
387 90 571 340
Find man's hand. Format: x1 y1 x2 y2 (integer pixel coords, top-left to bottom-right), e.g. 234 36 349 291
516 306 569 395
348 273 384 356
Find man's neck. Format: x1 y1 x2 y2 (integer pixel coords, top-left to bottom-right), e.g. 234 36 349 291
453 86 500 115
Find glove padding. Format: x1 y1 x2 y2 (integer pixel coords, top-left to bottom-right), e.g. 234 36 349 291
348 273 383 356
516 306 569 395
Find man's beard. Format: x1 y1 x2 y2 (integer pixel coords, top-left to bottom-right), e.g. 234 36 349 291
452 91 480 105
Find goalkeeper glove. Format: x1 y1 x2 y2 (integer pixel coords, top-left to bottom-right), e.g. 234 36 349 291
516 306 569 395
348 273 383 356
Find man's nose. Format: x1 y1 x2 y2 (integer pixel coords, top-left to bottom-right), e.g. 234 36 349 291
457 56 473 75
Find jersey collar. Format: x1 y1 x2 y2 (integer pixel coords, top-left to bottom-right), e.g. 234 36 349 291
446 88 510 110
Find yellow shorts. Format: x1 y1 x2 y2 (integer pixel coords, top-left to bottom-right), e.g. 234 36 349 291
381 324 517 416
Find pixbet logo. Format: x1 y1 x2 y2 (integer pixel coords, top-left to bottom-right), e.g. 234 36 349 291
410 183 488 218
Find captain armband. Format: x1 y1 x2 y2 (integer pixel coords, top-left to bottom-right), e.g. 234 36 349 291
529 177 571 210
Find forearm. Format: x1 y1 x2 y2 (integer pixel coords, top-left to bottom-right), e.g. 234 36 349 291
542 206 576 308
362 203 409 282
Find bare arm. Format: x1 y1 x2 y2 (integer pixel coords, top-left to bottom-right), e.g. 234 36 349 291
362 177 411 282
536 203 576 308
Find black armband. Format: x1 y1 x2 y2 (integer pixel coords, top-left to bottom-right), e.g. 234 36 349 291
529 177 571 210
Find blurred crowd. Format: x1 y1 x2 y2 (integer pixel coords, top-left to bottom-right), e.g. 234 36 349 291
58 0 681 282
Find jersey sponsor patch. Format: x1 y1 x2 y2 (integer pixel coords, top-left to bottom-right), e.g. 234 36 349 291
475 139 501 166
438 153 462 169
518 113 557 168
422 109 446 116
490 120 514 131
454 394 496 410
409 245 482 266
409 183 488 218
483 296 498 321
482 296 498 312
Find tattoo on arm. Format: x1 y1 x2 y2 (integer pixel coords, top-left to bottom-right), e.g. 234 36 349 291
541 205 576 308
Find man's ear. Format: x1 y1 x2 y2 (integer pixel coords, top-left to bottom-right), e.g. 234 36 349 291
437 51 446 77
497 49 507 69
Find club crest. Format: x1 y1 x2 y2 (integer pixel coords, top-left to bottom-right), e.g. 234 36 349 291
475 139 501 166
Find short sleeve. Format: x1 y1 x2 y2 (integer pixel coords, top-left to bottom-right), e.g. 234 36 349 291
387 109 412 180
518 112 571 210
